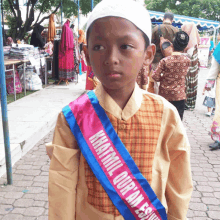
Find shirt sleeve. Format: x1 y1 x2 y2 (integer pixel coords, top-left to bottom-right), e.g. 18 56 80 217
165 117 193 220
152 59 165 82
142 65 149 86
207 56 219 80
46 112 80 220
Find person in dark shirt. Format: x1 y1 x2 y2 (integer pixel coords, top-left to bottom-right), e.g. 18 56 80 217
149 12 179 94
152 12 179 65
152 31 190 120
30 24 45 48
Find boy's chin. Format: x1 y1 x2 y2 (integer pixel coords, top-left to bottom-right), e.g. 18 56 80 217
102 81 135 92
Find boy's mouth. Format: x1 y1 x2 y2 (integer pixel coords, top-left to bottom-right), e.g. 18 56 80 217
106 71 121 78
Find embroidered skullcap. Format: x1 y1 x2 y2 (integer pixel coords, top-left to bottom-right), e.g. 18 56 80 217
173 31 189 51
86 0 152 42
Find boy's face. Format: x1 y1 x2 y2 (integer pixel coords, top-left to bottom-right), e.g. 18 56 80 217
85 17 155 91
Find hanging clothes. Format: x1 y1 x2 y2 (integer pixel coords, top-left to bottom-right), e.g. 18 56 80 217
71 25 80 78
30 24 45 48
81 50 87 73
52 39 60 80
85 66 99 90
78 29 86 53
47 14 56 43
58 20 74 81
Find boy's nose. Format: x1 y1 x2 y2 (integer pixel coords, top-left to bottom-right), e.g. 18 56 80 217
104 48 119 65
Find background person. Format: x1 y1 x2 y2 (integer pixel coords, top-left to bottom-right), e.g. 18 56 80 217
152 31 190 120
30 24 46 48
182 22 200 110
202 82 215 117
205 43 220 150
150 12 178 93
151 12 178 69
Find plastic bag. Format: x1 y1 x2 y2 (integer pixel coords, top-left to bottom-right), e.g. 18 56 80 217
6 70 22 94
26 73 43 91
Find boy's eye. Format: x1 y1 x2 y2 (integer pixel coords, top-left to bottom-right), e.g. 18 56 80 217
120 44 133 50
93 45 104 51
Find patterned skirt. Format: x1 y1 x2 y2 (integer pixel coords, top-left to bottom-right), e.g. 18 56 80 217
59 49 75 80
211 76 220 142
185 48 199 109
73 46 79 76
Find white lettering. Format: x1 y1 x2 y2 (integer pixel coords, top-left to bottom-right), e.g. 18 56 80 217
140 202 149 212
99 147 114 158
89 130 105 143
135 209 147 219
145 207 153 216
113 172 128 185
109 164 123 176
126 190 140 204
130 194 144 208
107 160 121 171
96 143 110 155
121 182 135 196
93 136 108 149
117 176 131 189
103 152 119 167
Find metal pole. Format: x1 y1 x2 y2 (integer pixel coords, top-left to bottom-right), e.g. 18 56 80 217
213 27 216 47
0 7 13 185
61 0 63 26
78 0 80 34
0 0 4 45
91 0 93 10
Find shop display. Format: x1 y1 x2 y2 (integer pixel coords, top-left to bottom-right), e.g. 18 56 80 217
198 37 210 68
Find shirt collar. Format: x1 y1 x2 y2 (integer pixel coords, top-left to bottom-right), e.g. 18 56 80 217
95 83 143 121
172 52 182 55
163 22 172 25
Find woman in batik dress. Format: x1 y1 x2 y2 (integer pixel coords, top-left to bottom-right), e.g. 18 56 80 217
182 22 200 110
205 43 220 150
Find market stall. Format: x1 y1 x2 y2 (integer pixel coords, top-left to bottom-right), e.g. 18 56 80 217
149 10 220 31
3 44 49 100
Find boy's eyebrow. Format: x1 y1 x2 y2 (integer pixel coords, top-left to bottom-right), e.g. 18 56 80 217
93 34 138 41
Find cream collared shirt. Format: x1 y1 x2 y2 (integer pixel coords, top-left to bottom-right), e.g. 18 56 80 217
47 83 193 220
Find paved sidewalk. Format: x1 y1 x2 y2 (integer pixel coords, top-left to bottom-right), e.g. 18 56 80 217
183 68 220 220
0 69 220 219
0 73 86 177
0 129 53 220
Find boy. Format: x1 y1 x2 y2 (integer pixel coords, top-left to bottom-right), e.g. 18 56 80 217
152 31 191 120
46 1 193 220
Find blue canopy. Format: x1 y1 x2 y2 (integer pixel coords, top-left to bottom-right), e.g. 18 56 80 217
149 10 220 30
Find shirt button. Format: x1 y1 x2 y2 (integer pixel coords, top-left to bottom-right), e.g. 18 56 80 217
118 124 126 130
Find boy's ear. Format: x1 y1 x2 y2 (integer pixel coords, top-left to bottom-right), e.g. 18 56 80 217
83 45 91 66
143 44 156 66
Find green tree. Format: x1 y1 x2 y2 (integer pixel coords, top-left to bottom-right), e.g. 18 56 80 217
145 0 220 21
3 0 101 40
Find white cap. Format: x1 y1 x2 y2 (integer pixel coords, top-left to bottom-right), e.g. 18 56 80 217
86 0 152 42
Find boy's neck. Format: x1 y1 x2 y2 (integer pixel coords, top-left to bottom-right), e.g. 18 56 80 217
103 83 135 110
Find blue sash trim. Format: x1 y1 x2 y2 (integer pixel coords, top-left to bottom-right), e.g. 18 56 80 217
63 90 167 220
63 104 134 219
